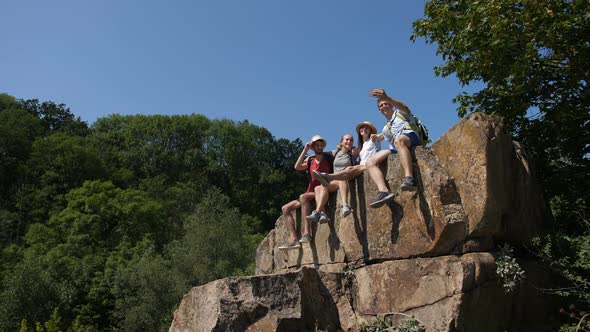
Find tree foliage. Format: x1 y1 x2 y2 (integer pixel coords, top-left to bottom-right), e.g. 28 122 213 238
412 0 589 215
0 93 304 330
412 0 589 327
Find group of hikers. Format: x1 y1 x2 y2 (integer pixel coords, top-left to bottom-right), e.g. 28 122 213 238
278 88 426 250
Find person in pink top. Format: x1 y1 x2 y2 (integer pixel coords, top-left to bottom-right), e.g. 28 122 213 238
278 135 334 250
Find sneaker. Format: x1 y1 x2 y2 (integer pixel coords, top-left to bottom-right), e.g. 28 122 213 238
312 170 331 187
278 241 301 250
341 204 353 217
306 210 321 222
299 234 311 243
401 176 417 191
369 191 395 208
319 211 331 223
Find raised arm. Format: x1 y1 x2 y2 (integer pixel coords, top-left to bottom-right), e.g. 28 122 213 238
294 141 313 171
369 88 411 114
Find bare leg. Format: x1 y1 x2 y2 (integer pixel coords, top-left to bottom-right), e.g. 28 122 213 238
338 180 350 206
299 192 315 237
315 182 339 212
365 149 392 192
328 164 366 181
281 199 301 243
394 135 413 177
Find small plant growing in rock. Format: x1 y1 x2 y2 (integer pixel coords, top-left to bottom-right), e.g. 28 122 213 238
340 264 355 285
495 243 526 293
359 314 425 332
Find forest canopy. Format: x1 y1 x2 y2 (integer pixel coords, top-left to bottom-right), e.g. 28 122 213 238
0 93 306 331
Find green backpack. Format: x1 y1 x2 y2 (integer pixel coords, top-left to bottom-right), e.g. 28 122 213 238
414 115 430 146
396 112 430 146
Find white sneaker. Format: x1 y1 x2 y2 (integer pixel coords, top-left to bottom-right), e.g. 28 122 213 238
341 205 353 217
306 210 321 222
278 241 301 250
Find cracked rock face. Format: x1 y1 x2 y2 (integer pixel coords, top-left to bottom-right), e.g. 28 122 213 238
256 113 549 275
170 113 553 332
170 254 537 332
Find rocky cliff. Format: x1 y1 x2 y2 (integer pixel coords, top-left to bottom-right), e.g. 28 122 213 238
169 113 554 332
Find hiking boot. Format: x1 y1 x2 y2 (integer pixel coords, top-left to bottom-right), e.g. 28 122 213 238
312 170 331 187
341 204 353 217
306 210 321 222
369 191 394 208
299 234 312 243
278 241 301 250
319 211 331 223
401 176 417 191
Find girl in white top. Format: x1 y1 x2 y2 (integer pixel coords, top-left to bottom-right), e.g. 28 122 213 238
311 121 380 217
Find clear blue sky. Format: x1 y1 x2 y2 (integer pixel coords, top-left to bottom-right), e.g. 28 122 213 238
1 1 467 148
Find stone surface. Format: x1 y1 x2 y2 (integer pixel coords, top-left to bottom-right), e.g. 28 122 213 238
169 268 343 332
352 253 501 331
171 113 556 332
170 253 546 332
431 112 550 241
259 148 472 273
258 112 549 274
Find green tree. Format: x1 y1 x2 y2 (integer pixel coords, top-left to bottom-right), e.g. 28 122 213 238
90 114 305 231
412 0 589 328
0 107 42 204
166 187 261 285
0 181 166 330
110 188 261 331
17 99 89 137
0 95 91 245
412 0 589 214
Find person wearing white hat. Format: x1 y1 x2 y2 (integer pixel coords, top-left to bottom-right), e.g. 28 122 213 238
311 121 381 217
307 133 357 222
278 135 334 250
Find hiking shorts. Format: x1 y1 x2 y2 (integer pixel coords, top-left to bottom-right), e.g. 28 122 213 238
389 132 420 154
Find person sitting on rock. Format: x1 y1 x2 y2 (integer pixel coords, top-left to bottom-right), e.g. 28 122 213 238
365 88 422 208
278 135 334 250
311 121 380 216
307 133 359 221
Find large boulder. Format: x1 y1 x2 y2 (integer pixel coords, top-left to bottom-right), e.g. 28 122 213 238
169 268 344 332
431 112 551 241
256 113 549 274
170 253 553 331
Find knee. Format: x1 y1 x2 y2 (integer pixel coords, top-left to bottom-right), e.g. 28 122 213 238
394 136 410 149
281 205 290 215
366 156 379 168
282 202 294 215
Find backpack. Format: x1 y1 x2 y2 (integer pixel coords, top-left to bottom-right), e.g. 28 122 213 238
395 112 430 146
414 116 430 146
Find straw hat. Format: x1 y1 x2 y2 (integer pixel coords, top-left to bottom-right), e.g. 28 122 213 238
310 134 326 145
355 121 377 136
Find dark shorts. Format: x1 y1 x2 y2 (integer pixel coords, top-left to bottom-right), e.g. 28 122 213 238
389 132 420 154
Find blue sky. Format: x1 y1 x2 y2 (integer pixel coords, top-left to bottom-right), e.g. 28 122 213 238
1 1 468 149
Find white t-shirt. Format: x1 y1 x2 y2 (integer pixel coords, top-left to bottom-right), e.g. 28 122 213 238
382 110 416 144
359 139 380 165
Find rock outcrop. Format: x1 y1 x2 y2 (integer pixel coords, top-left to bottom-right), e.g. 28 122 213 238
170 113 553 332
